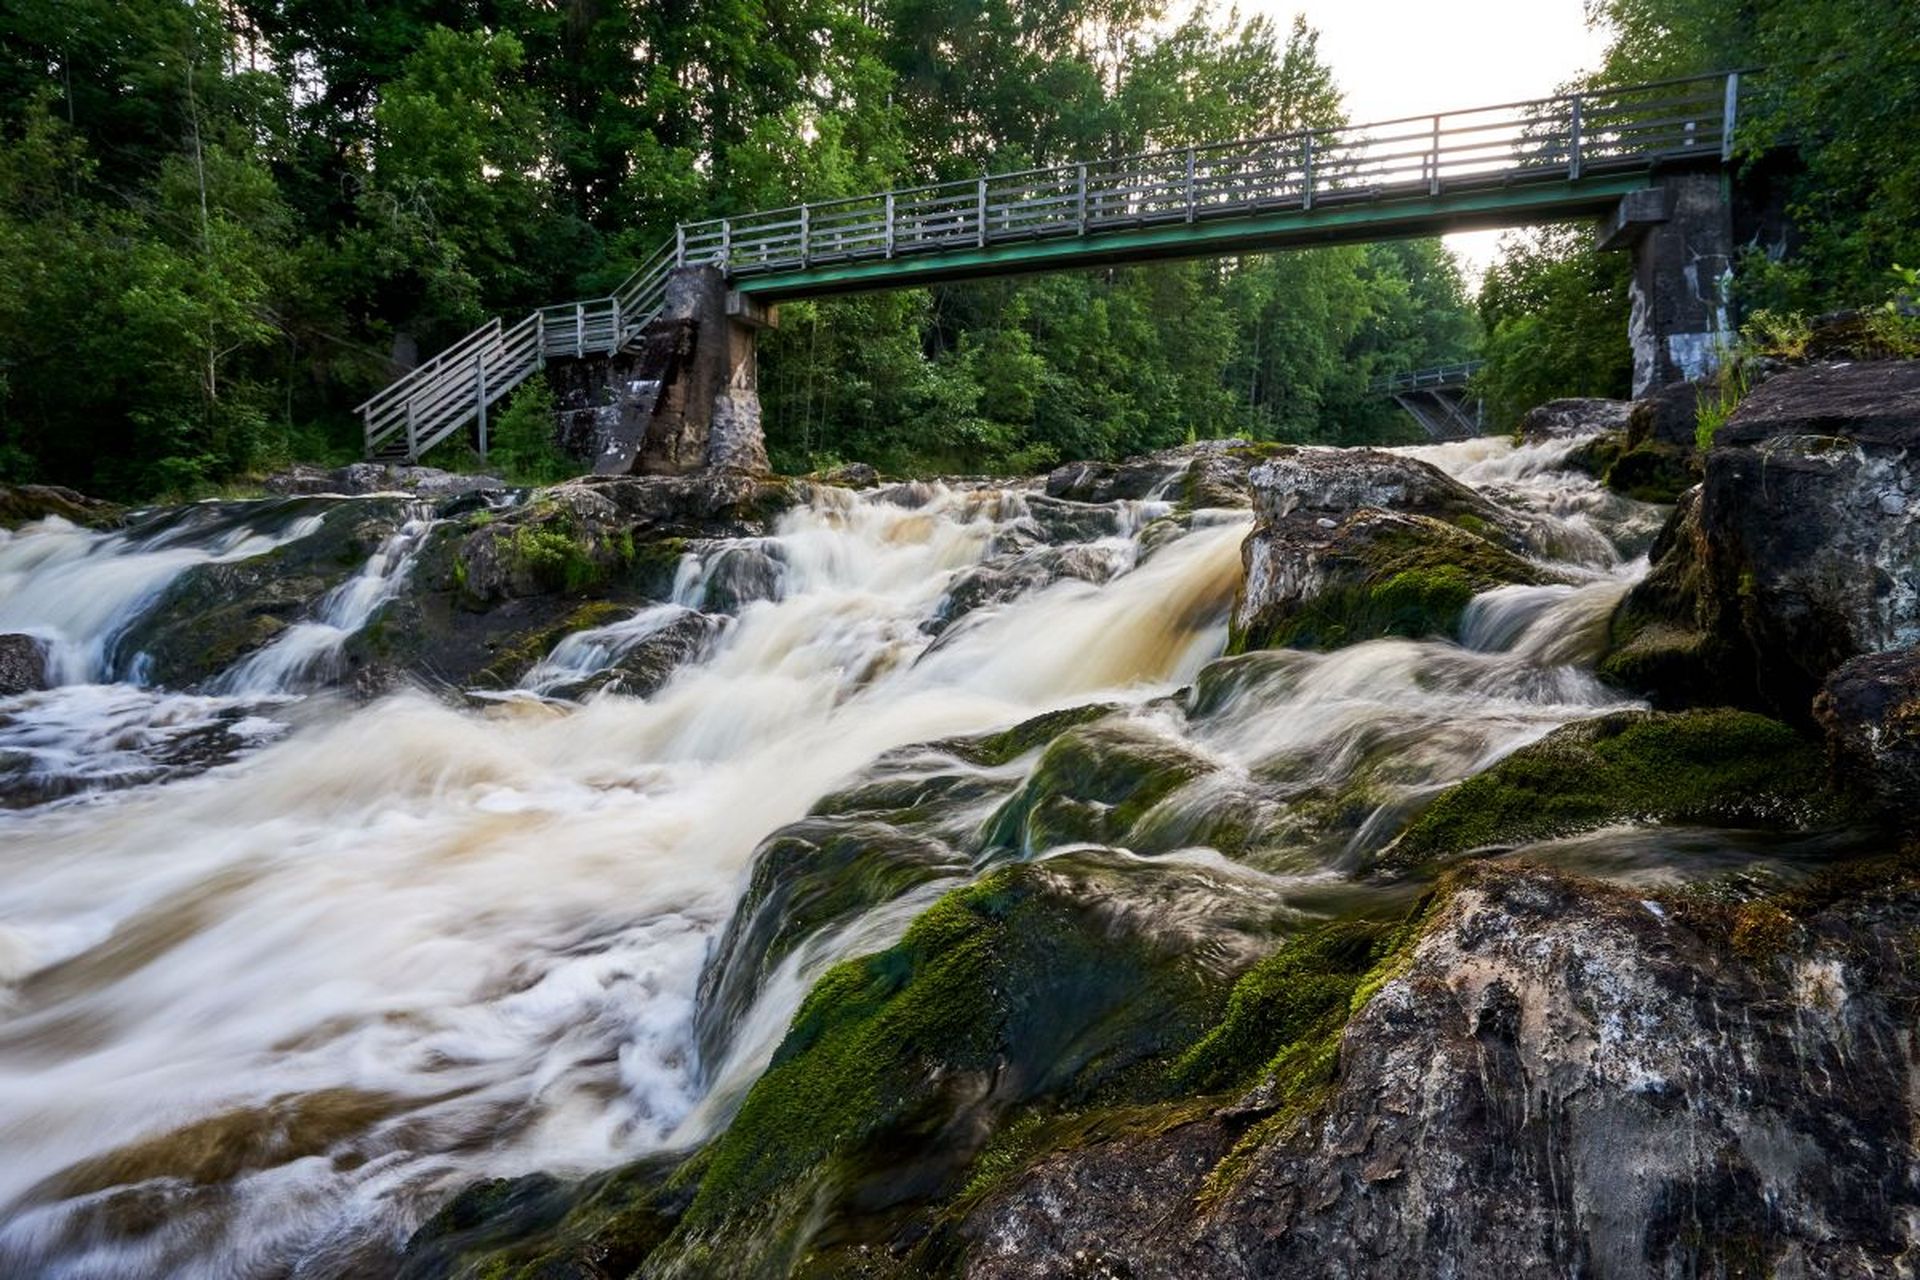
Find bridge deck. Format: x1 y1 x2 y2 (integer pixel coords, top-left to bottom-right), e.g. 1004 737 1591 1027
357 72 1740 462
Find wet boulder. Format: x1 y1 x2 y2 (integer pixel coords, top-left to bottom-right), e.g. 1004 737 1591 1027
1234 450 1554 659
959 862 1920 1279
264 463 509 497
119 499 413 689
1045 439 1290 511
652 852 1294 1276
1517 397 1633 443
931 543 1130 635
0 633 49 695
551 608 725 700
1375 708 1854 872
0 483 121 530
1233 469 1557 654
978 718 1214 855
1601 361 1920 718
1815 648 1920 815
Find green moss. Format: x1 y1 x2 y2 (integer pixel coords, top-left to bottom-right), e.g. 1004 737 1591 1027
401 1155 693 1280
1236 515 1547 653
935 702 1120 769
1603 442 1695 503
1382 709 1856 871
1170 920 1392 1093
979 721 1210 855
472 599 629 688
505 525 606 594
680 857 1234 1239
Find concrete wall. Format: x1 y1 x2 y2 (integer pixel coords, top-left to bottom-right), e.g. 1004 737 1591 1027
1602 170 1735 396
545 266 771 476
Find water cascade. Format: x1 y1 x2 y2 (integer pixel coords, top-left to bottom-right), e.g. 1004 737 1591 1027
0 438 1790 1278
214 504 438 695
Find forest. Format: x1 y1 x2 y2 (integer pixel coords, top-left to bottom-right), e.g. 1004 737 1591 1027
0 0 1914 496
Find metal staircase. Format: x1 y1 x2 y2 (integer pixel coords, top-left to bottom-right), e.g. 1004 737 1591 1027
359 71 1740 463
357 244 675 463
1371 361 1488 441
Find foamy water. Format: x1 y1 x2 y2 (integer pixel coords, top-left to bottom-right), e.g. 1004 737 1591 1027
0 440 1664 1276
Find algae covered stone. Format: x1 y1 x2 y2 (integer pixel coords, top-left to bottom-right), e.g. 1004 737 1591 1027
1377 708 1853 870
659 852 1291 1273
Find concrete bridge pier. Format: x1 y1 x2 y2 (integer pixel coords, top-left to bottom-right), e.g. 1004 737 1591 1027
552 266 773 476
1600 170 1734 397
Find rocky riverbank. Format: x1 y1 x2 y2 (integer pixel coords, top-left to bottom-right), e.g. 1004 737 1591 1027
1 361 1915 1279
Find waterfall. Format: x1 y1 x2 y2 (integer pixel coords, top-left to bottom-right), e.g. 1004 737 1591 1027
0 438 1684 1278
0 503 328 685
213 505 437 695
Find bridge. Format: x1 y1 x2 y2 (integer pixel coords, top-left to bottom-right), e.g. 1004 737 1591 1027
358 72 1743 472
1371 361 1487 441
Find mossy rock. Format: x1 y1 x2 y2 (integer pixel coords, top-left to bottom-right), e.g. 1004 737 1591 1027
0 483 124 530
1233 511 1553 654
693 816 972 1070
1378 709 1860 871
397 1156 690 1280
659 853 1285 1273
470 599 631 689
929 702 1119 769
115 499 408 687
1603 441 1696 503
978 719 1213 856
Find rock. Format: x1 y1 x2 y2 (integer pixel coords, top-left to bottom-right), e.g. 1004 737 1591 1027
343 473 798 691
959 862 1920 1278
0 483 121 529
815 461 880 489
1376 708 1854 872
538 608 726 700
1045 439 1287 510
646 852 1295 1276
1625 377 1705 451
398 1158 688 1280
931 543 1130 635
264 463 509 497
1600 361 1920 718
1517 397 1633 443
1230 446 1576 654
117 498 415 688
1814 648 1920 814
1234 491 1556 654
0 634 49 695
978 719 1213 854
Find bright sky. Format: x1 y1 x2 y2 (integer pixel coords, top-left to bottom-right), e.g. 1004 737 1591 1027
1238 0 1614 281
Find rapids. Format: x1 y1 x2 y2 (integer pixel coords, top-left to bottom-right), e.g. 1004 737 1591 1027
0 437 1784 1277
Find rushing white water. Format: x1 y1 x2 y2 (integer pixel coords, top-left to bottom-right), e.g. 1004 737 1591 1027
215 505 438 695
0 505 327 685
0 438 1680 1277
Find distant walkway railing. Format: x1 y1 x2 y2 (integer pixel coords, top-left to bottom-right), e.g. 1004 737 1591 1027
359 71 1740 461
1370 360 1486 394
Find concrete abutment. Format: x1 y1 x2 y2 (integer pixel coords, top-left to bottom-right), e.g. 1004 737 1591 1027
548 267 773 476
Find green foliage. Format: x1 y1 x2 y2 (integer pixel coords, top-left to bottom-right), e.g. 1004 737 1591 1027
1693 359 1751 452
505 523 608 595
1742 308 1813 359
1587 0 1920 313
1474 224 1633 431
485 376 573 485
0 0 1482 497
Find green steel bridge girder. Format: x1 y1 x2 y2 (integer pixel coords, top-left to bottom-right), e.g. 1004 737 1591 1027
729 173 1657 301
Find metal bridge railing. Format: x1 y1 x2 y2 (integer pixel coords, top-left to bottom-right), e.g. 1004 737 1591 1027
1370 360 1488 394
360 71 1740 462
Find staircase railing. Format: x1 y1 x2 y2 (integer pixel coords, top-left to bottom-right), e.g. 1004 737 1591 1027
360 71 1739 462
